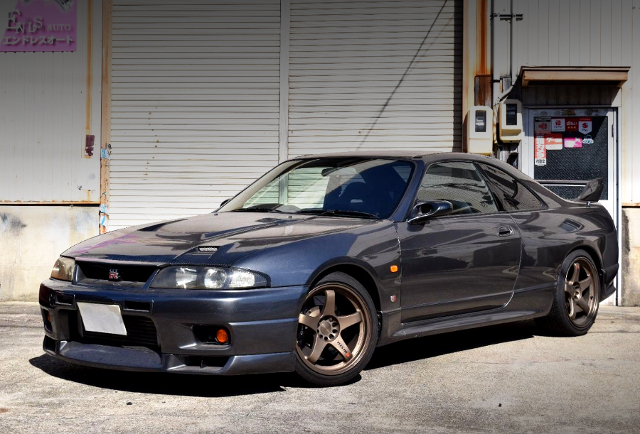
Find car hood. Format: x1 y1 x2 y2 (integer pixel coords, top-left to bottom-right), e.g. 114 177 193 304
64 212 376 266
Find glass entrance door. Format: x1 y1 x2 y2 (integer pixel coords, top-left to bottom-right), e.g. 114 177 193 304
522 108 619 305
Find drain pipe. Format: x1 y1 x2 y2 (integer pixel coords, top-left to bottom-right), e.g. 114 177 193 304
494 0 515 107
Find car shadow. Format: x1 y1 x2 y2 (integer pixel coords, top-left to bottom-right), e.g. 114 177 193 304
29 320 540 394
366 319 539 370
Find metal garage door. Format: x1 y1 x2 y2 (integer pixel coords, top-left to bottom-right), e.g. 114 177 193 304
109 0 281 230
288 0 462 157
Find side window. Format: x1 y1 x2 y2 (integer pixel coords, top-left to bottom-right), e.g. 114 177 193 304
417 161 498 215
477 163 544 211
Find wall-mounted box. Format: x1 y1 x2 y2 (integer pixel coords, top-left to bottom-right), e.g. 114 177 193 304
499 99 524 142
466 106 493 155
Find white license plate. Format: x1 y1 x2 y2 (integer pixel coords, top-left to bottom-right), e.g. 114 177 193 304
77 302 127 336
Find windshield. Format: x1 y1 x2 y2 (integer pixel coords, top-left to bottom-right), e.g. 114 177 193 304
219 158 415 219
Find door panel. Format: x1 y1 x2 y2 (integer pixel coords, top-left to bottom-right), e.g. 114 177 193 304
398 215 521 322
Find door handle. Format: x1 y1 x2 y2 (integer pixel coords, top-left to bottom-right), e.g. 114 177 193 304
498 226 514 237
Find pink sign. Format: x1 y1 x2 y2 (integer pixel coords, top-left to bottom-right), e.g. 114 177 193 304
1 0 76 52
564 137 583 148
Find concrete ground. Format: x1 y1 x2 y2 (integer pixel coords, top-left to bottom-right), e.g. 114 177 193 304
0 303 638 434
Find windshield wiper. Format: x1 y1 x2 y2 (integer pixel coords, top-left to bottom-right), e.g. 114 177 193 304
299 209 379 219
232 204 286 213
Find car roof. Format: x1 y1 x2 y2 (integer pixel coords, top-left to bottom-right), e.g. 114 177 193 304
291 151 531 181
294 150 430 159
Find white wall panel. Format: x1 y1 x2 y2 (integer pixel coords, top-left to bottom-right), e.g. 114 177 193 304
109 0 281 230
507 0 640 204
287 0 462 156
0 0 101 203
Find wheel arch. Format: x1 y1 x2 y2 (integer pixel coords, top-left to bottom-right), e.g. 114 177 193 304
565 243 606 296
307 262 382 314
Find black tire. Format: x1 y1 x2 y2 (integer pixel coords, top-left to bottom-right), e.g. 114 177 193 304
294 272 378 387
535 249 600 336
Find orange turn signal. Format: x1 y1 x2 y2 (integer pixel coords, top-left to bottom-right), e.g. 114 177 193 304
390 265 399 273
216 328 229 344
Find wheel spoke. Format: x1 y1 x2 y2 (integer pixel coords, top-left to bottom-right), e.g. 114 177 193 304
306 338 327 364
298 312 320 330
564 281 574 295
575 297 590 314
567 297 576 319
579 276 592 291
329 335 353 361
569 263 580 284
322 289 336 317
337 311 362 330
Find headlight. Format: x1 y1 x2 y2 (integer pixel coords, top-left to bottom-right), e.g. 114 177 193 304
150 266 267 290
51 257 75 281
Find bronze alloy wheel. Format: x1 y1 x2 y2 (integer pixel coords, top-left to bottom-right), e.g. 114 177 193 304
296 282 373 376
563 257 598 327
535 249 601 337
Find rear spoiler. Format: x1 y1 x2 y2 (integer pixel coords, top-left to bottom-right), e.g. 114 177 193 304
538 178 604 202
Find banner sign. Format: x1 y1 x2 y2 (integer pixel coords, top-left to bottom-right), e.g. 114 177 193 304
1 0 76 52
535 135 547 166
544 133 564 150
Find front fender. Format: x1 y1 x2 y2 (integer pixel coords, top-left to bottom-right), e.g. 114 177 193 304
233 221 402 311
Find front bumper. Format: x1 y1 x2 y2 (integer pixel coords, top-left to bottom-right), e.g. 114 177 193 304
39 279 307 375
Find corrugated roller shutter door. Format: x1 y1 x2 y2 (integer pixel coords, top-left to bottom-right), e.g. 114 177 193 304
288 0 462 156
109 0 281 230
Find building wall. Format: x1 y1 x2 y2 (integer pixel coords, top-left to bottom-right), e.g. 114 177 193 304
492 0 640 205
0 0 102 203
0 206 98 301
0 0 102 301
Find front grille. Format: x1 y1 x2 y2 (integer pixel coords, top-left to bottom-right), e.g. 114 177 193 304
76 262 157 287
70 313 159 349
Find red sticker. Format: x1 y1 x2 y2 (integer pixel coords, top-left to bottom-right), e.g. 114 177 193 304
579 118 592 134
566 119 579 132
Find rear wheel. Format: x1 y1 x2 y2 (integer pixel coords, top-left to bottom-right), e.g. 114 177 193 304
294 272 378 387
536 249 600 336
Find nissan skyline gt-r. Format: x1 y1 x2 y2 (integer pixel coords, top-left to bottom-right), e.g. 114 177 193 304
39 152 619 387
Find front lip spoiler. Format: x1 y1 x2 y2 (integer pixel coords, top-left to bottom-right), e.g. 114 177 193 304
43 337 295 375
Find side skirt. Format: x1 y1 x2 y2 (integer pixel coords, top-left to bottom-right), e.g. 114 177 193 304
376 282 556 347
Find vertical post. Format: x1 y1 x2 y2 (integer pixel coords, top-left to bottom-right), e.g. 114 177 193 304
279 0 290 163
462 0 475 151
99 0 113 234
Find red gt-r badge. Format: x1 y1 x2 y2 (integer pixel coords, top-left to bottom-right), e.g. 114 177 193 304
108 269 120 281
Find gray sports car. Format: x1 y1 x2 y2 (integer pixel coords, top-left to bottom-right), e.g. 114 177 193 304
39 152 618 386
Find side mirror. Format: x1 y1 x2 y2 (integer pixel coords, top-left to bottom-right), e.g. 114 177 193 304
408 200 453 225
219 198 231 208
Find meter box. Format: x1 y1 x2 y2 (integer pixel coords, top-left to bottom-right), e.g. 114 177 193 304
466 106 493 155
499 99 524 142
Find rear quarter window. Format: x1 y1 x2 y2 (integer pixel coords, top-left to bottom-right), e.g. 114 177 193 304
477 163 545 211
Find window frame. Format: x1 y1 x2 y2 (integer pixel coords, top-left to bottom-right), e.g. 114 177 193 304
474 162 548 212
407 159 502 220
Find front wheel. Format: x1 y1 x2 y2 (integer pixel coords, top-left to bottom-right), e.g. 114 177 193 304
294 272 378 387
536 249 600 336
